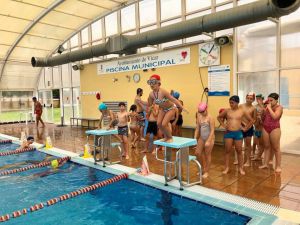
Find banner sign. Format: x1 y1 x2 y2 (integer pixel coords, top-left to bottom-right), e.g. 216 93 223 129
208 65 230 96
97 48 190 74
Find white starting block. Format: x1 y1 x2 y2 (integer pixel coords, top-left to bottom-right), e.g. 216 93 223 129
154 136 202 190
85 129 122 167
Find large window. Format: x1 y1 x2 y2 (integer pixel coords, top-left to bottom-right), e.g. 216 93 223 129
139 0 156 27
186 0 211 13
160 0 181 21
105 12 118 36
281 9 300 68
238 71 279 103
121 4 136 32
91 20 102 41
237 21 277 72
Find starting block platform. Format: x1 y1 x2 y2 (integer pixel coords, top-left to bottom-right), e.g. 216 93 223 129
85 129 121 167
154 136 202 190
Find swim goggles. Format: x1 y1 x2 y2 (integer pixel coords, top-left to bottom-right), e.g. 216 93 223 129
147 79 159 85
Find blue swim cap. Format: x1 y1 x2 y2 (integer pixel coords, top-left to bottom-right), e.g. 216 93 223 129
172 92 180 99
98 103 107 110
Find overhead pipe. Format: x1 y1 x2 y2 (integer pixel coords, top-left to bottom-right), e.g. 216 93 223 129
31 0 300 67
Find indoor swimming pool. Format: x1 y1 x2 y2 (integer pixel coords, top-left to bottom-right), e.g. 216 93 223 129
0 141 251 225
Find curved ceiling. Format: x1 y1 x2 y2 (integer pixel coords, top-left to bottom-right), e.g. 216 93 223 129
0 0 131 90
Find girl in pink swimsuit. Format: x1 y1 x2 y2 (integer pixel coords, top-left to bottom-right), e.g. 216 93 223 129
259 93 283 173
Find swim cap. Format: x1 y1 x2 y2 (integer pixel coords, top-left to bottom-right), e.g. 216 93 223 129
268 93 279 100
172 91 180 99
98 103 107 110
247 92 255 99
229 95 240 103
256 94 264 100
51 159 59 169
198 102 207 112
150 74 160 80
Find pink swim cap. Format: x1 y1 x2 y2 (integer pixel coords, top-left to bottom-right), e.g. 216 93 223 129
198 102 207 112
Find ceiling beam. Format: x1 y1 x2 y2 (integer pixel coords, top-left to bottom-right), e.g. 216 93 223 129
0 0 65 82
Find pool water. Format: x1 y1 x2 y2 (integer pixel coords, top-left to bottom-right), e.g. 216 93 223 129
0 143 250 225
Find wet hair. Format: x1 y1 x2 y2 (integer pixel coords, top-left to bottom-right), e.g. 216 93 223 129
118 102 126 107
268 93 279 100
229 95 240 103
27 136 34 141
130 104 137 111
32 97 37 101
137 88 143 94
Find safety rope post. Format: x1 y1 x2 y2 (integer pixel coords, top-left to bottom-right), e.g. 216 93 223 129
0 157 71 176
0 173 128 222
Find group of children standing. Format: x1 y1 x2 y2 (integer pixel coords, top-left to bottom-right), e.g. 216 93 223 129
96 74 283 178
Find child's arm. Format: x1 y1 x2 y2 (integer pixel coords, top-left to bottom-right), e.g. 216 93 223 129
217 109 227 129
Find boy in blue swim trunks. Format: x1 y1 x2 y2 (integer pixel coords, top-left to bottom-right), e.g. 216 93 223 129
218 95 252 175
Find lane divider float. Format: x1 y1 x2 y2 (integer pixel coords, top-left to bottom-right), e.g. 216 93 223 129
0 140 12 144
0 147 35 157
0 173 128 222
0 156 71 176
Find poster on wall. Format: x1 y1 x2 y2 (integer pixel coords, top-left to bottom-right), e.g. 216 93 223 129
97 47 190 74
208 65 230 96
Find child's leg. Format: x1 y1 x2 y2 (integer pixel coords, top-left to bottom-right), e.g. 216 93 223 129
203 140 214 178
161 110 176 142
142 133 150 153
122 135 129 159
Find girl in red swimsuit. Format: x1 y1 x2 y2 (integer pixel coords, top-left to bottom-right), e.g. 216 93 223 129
259 93 283 173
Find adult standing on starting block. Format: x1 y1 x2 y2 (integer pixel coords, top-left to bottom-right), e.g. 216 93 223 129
147 74 185 143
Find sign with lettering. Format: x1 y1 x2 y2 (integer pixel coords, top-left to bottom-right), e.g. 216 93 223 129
97 48 190 74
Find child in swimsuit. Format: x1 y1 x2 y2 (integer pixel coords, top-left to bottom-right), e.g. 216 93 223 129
259 93 283 173
116 102 130 159
252 94 264 161
194 103 215 178
128 104 139 149
142 103 159 153
147 74 186 143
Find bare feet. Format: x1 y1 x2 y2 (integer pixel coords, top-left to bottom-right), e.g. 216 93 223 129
233 160 238 165
239 168 245 175
160 138 167 142
202 172 209 178
140 138 146 142
222 167 229 174
125 155 129 160
259 164 268 169
165 138 173 143
275 167 282 173
244 162 250 167
251 157 262 161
